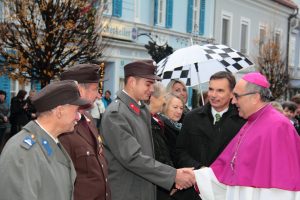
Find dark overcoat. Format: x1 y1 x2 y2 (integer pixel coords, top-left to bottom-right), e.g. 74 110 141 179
59 112 111 200
176 103 245 168
151 114 173 200
173 103 245 200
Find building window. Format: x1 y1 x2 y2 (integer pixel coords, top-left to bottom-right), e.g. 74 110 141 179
221 12 232 46
103 0 112 15
289 34 296 67
192 0 200 32
134 0 140 22
154 0 173 28
259 25 266 55
240 18 250 55
187 0 205 34
275 29 281 47
157 0 166 26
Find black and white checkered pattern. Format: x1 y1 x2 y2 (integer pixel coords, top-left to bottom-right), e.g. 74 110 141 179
160 65 192 86
157 44 253 86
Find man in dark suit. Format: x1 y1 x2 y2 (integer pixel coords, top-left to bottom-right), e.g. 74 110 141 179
59 64 111 200
175 71 246 200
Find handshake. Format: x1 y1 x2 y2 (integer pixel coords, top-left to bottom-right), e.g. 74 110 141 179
175 168 196 190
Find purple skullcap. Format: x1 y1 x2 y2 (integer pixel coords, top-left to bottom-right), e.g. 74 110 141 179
242 72 270 88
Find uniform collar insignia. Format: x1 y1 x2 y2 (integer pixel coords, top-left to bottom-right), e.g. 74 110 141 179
129 103 140 115
41 138 53 156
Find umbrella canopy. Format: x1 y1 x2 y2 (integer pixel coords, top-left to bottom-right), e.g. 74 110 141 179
157 44 253 86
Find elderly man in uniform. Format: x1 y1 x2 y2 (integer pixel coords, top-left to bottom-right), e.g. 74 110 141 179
101 60 195 200
0 80 90 200
59 64 111 200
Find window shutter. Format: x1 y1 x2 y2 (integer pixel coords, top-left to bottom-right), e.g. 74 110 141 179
187 0 193 33
199 0 205 35
0 75 11 105
166 0 173 28
154 0 158 25
112 0 122 17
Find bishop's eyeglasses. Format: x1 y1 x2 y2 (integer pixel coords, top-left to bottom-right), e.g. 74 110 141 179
233 91 258 100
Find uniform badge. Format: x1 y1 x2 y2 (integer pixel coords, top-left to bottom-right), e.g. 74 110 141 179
41 138 53 156
129 103 140 115
21 135 36 150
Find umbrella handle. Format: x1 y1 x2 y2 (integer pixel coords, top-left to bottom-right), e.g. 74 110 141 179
195 63 205 106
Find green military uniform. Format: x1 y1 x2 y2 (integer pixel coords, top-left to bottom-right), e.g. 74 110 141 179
101 91 176 200
0 121 76 200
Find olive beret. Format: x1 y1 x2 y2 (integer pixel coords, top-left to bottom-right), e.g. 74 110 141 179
32 80 90 112
60 64 101 83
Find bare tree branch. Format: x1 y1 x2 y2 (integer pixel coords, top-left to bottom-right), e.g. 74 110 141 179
257 35 288 99
0 0 107 87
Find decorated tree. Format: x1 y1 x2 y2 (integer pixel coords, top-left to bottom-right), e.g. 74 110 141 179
145 41 173 63
0 0 107 87
257 37 288 99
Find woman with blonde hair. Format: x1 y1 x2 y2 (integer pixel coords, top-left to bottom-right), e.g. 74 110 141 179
159 92 184 166
166 80 189 122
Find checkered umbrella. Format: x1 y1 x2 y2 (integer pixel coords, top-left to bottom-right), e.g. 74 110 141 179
157 44 253 86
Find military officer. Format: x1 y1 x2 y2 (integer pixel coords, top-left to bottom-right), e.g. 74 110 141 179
100 60 195 200
0 80 90 200
59 64 111 200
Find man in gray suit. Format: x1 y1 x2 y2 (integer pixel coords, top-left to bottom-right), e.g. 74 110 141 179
101 60 195 200
0 80 90 200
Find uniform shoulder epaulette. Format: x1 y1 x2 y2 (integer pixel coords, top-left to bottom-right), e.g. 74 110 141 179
110 100 120 113
20 134 36 150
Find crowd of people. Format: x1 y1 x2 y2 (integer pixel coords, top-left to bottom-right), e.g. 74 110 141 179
0 60 300 200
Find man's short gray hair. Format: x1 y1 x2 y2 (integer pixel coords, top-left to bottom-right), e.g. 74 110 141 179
152 82 166 98
245 82 273 102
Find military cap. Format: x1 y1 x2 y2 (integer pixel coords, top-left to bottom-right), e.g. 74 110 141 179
60 64 100 83
32 80 90 112
124 60 161 80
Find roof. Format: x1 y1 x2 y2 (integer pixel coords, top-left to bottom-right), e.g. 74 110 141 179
274 0 298 9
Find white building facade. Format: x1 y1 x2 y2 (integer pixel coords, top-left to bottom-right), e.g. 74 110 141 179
289 0 300 94
101 0 215 104
214 0 298 86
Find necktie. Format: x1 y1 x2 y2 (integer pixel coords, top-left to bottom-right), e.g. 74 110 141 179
215 113 221 124
57 142 63 151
